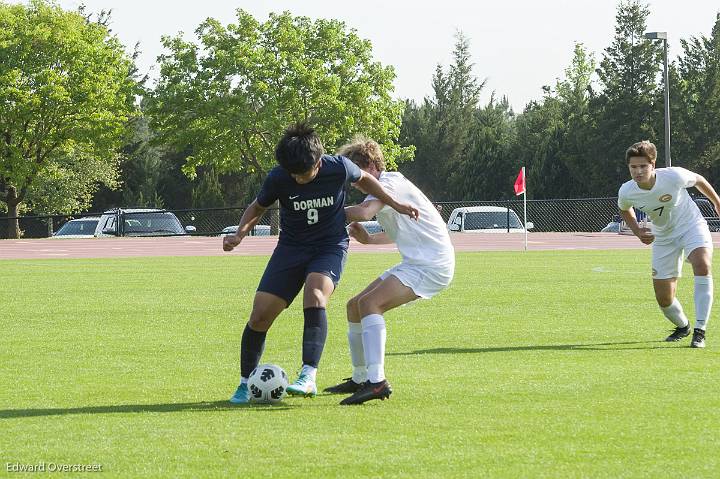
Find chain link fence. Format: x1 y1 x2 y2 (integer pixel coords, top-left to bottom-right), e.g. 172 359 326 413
434 198 620 233
0 198 625 239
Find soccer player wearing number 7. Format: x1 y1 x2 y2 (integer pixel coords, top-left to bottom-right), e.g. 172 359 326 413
618 140 720 348
325 137 455 405
223 123 419 404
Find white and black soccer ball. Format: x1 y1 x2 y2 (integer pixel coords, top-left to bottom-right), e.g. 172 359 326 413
247 364 288 403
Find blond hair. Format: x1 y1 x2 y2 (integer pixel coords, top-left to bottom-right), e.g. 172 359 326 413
336 136 386 172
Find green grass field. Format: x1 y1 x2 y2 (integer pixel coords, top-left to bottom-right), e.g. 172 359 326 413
1 250 719 477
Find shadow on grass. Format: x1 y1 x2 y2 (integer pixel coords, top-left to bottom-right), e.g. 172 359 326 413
0 400 298 419
388 340 673 356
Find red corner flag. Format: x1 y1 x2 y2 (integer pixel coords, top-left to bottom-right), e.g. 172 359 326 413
514 167 526 196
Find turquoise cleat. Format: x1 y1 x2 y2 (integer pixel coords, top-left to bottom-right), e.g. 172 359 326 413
286 373 317 397
229 383 250 404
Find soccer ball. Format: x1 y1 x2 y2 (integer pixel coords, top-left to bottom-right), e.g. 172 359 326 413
247 364 288 403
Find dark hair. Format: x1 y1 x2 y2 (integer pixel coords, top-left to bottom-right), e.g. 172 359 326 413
625 140 657 163
275 122 324 174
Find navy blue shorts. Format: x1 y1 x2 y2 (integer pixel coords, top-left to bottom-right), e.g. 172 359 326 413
257 242 348 306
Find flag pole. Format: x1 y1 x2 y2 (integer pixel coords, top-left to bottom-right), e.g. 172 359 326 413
513 166 528 252
522 167 528 252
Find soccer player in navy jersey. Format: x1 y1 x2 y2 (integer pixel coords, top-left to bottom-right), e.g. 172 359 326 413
224 123 419 404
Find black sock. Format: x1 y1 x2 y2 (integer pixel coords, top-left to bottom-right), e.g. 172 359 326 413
302 307 327 368
240 324 267 379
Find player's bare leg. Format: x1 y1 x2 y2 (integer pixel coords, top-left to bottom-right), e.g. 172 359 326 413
248 292 288 331
341 276 418 405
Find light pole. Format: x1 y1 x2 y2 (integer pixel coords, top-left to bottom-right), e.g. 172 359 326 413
644 31 671 167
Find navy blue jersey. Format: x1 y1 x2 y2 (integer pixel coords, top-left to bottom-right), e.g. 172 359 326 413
256 155 362 246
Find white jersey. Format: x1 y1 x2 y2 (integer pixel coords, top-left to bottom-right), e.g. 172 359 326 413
366 172 454 268
617 167 705 237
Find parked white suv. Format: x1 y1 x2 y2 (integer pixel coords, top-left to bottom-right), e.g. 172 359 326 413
95 209 195 237
447 206 532 233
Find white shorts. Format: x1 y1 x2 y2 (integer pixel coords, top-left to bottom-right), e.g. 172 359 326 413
652 223 713 279
380 261 454 299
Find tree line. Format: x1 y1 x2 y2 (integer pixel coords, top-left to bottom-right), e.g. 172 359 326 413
1 0 719 238
403 3 720 201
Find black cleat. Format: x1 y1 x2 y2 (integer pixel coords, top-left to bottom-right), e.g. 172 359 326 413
340 379 392 405
323 377 364 394
691 328 706 348
665 325 691 342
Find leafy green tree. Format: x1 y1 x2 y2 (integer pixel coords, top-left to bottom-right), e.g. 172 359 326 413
0 0 138 237
147 10 412 183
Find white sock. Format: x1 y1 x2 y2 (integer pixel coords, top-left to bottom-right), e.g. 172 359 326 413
694 276 713 331
347 322 366 383
361 314 386 383
300 364 317 380
660 298 689 328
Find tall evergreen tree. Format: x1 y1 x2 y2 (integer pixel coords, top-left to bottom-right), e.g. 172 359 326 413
552 43 596 198
511 96 564 199
506 44 594 199
452 95 515 200
399 32 483 199
671 13 720 182
588 0 662 194
119 116 166 208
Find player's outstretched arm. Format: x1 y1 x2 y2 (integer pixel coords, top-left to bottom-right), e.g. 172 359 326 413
347 222 393 245
619 208 654 245
345 199 384 222
223 200 268 252
353 171 419 221
694 174 720 215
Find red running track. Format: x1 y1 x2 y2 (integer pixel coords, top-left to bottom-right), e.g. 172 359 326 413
2 232 711 260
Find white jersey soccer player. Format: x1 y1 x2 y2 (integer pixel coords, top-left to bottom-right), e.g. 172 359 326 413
327 137 455 404
618 167 708 241
618 141 720 348
365 171 455 297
